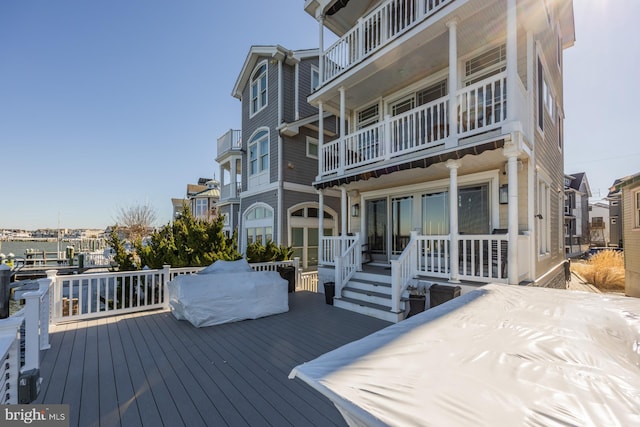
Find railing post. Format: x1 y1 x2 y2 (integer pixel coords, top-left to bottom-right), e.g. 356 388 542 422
355 232 362 271
22 291 40 372
293 257 300 290
335 256 343 299
45 269 59 324
357 17 364 60
37 277 52 350
384 114 392 159
162 265 171 309
410 231 418 277
390 259 400 313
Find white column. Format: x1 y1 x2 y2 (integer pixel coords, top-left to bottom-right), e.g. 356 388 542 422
230 159 237 198
341 187 348 240
318 15 324 86
339 86 346 173
318 101 324 177
219 163 226 194
318 190 325 264
446 19 458 148
447 159 461 283
506 0 517 122
504 141 521 285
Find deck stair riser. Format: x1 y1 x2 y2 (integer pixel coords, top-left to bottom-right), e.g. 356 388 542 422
333 297 404 323
342 286 394 307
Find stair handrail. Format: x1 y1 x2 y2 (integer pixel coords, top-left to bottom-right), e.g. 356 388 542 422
390 231 419 313
334 233 360 299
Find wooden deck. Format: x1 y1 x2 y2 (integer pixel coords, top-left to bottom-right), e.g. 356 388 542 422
34 291 391 427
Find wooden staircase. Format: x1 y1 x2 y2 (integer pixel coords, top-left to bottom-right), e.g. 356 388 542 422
333 270 406 323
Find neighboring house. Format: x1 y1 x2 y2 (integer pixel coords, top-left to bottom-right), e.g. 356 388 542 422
607 178 624 247
216 45 341 269
613 172 640 297
171 198 188 220
589 201 610 247
564 172 591 257
188 179 220 222
304 0 575 321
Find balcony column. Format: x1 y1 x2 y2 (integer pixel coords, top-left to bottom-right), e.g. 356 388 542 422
230 158 237 198
318 101 324 176
506 0 517 121
446 159 461 283
446 18 459 148
339 86 346 173
318 189 324 263
504 141 521 285
219 162 226 192
341 187 347 240
318 15 324 85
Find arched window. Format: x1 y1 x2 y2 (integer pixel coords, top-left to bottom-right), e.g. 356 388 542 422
248 129 269 176
250 62 268 116
244 203 274 248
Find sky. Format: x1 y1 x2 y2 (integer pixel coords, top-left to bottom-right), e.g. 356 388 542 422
0 0 638 230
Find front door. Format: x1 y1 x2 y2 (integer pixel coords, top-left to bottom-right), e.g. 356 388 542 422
391 195 413 257
366 198 387 263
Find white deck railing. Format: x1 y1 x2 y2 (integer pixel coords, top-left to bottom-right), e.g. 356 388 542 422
217 129 242 156
415 235 450 278
335 234 361 298
390 232 419 313
47 260 302 323
320 235 358 266
319 73 507 178
322 0 454 82
458 234 508 282
0 275 52 404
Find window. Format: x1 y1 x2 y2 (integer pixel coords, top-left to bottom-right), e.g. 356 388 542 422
248 129 269 175
306 136 318 159
422 192 449 235
194 199 207 219
538 58 555 131
635 191 640 228
592 217 604 228
244 204 273 248
250 62 268 116
458 185 490 234
357 104 379 129
538 179 551 255
537 59 544 131
311 66 320 91
465 45 506 86
558 113 563 150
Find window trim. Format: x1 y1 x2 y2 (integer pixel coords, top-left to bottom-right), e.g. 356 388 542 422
634 190 640 229
537 173 552 258
248 128 270 177
306 136 318 159
249 60 268 117
311 65 320 92
243 202 274 250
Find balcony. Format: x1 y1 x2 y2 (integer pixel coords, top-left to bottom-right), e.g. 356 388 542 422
216 129 242 160
321 0 455 84
319 72 510 179
220 182 242 201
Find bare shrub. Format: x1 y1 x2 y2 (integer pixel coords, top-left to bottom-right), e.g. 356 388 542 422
572 251 625 292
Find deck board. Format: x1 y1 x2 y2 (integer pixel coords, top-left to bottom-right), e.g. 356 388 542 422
35 291 390 426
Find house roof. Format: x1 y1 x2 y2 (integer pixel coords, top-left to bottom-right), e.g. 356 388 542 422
614 171 640 191
565 172 591 197
186 184 207 197
232 45 292 99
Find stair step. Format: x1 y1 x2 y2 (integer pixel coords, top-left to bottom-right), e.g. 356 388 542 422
338 296 392 312
343 287 390 299
333 297 404 323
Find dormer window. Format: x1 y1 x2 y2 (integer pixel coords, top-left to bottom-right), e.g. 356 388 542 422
250 62 268 116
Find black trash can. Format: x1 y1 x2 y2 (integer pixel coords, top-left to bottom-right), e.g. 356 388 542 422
277 265 296 293
430 284 461 308
323 282 335 305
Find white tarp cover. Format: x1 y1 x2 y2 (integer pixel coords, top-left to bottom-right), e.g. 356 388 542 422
289 284 640 427
168 260 288 327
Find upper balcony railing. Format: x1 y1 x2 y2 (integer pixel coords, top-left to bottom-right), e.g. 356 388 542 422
322 0 454 83
320 72 507 177
220 182 242 201
217 129 242 158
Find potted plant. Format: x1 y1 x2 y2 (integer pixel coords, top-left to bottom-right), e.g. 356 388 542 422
406 281 428 318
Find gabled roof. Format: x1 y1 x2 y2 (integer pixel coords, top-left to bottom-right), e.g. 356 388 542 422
232 45 294 99
613 171 640 191
186 184 207 197
565 172 591 197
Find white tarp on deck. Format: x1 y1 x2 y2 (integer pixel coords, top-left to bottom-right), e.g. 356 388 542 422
168 260 288 327
289 284 640 426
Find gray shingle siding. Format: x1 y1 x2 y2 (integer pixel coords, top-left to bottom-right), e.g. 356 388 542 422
298 57 319 119
283 127 320 185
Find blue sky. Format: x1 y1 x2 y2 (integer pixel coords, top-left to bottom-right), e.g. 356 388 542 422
0 0 638 230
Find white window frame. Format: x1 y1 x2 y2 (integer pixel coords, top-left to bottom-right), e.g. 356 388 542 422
634 190 640 229
288 202 337 269
537 174 551 257
250 61 268 117
243 203 274 250
557 111 563 151
248 128 269 177
356 102 380 130
306 136 318 159
194 198 207 219
311 65 320 92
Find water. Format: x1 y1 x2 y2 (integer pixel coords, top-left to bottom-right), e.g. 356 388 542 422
0 240 107 258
